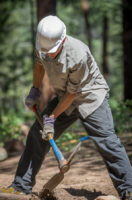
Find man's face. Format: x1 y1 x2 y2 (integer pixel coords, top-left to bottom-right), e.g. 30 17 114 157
41 44 63 59
47 44 63 59
41 37 66 59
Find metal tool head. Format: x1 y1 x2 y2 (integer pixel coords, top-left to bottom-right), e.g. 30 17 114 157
59 159 69 173
39 143 81 198
39 172 64 198
39 136 91 197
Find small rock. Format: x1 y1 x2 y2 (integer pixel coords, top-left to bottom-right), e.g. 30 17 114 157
4 139 25 156
0 147 8 161
20 124 30 137
95 195 120 200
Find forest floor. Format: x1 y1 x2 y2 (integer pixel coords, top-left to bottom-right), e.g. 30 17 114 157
0 134 132 200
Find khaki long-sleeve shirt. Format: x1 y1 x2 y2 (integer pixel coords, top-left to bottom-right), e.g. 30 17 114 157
35 35 109 118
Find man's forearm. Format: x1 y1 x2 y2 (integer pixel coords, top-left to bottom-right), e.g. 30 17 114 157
50 92 76 119
33 62 45 89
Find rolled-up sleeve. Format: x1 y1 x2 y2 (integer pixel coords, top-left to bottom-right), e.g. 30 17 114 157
66 58 88 94
34 37 43 65
34 49 43 65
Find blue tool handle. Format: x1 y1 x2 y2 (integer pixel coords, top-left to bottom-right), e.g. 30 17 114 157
80 136 90 142
33 106 66 166
49 138 65 163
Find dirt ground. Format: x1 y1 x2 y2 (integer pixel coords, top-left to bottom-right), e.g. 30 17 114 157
0 134 132 200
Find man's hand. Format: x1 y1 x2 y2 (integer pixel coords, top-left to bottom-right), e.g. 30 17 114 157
41 115 55 140
25 87 41 109
51 92 76 119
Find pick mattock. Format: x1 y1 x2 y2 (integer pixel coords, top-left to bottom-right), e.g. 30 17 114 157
32 105 90 199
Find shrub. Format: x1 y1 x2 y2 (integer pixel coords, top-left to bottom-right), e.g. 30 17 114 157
110 98 132 133
0 114 23 146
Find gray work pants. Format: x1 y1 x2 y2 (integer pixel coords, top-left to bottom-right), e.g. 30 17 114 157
11 94 132 198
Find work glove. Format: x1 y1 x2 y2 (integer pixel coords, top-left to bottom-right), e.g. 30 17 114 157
41 115 55 140
25 86 41 109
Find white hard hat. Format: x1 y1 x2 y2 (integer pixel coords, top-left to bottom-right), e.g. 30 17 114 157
36 15 66 53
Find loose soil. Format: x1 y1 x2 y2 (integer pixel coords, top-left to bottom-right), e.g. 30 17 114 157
0 134 132 200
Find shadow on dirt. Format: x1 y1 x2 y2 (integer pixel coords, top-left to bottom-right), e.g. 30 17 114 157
65 188 104 200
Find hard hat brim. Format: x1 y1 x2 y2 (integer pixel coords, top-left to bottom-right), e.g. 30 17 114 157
38 27 66 54
47 40 63 53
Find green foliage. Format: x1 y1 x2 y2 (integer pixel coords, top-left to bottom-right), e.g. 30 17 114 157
0 103 34 146
110 98 132 133
57 0 123 100
0 0 36 115
0 0 131 148
0 0 124 112
56 131 81 151
0 113 23 146
56 119 86 151
57 1 85 41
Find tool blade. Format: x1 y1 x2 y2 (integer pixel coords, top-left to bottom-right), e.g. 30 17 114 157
39 172 64 198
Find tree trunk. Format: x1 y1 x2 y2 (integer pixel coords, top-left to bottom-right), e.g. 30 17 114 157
81 0 92 50
30 0 35 63
122 0 132 100
37 0 56 21
36 0 56 111
102 16 109 80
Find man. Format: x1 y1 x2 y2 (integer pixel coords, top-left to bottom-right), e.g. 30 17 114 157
0 15 132 200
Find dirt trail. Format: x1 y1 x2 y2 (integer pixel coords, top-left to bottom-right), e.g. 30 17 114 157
0 137 131 200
